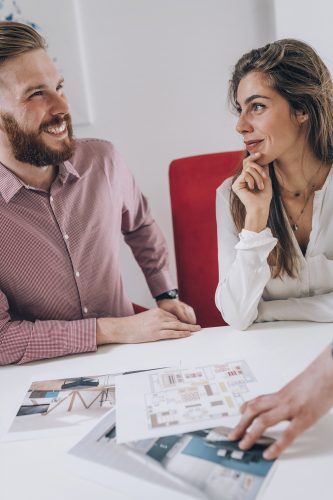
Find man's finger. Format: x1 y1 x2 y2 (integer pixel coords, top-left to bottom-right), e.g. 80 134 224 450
178 306 196 324
159 329 192 340
163 320 200 332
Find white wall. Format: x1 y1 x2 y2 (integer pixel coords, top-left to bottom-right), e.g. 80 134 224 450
274 0 333 74
75 0 276 307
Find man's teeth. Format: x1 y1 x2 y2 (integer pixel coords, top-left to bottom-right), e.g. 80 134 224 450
46 122 66 134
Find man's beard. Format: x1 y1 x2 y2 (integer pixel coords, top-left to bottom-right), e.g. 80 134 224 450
0 113 76 167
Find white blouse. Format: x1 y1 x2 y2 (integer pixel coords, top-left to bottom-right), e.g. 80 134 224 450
215 167 333 330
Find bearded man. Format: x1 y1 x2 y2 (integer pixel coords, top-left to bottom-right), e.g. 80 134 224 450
0 21 199 365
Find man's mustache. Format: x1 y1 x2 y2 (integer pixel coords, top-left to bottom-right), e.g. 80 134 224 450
39 114 71 132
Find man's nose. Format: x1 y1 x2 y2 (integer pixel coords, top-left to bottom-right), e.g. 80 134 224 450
49 92 69 115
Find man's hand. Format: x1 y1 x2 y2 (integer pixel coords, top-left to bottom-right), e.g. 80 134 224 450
228 345 333 460
157 298 197 324
96 308 201 345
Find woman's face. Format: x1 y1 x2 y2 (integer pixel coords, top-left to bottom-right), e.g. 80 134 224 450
235 71 308 165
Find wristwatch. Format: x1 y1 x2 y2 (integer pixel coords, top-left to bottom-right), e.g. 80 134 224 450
154 289 179 301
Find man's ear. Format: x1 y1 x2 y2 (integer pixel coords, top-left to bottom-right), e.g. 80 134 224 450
296 110 309 124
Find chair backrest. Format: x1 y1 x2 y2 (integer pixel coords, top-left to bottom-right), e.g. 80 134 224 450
169 150 243 327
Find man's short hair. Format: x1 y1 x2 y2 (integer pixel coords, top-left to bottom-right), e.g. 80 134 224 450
0 21 46 64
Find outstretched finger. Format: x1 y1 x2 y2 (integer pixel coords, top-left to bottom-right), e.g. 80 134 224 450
237 404 292 451
228 394 277 441
263 418 306 460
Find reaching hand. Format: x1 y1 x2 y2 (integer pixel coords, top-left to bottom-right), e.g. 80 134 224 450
96 307 201 345
228 344 333 459
157 298 197 325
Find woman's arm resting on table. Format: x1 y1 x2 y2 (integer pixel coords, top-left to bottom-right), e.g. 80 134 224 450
257 291 333 323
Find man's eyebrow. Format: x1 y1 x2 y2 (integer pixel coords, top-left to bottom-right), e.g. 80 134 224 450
23 78 64 96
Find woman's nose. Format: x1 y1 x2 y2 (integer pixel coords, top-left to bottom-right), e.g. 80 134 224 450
236 113 253 135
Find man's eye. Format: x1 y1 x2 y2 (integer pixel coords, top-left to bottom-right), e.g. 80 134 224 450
30 90 43 98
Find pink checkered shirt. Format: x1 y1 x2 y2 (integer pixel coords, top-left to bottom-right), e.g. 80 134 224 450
0 139 175 365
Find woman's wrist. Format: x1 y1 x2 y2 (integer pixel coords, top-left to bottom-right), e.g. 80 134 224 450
244 209 269 232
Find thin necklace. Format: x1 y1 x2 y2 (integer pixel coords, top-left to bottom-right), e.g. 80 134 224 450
277 163 322 198
280 164 323 232
282 188 314 231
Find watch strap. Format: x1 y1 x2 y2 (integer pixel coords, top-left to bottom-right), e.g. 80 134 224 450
154 289 179 301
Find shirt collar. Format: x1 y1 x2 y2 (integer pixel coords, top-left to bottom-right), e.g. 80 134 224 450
0 162 24 203
0 159 80 203
59 159 81 183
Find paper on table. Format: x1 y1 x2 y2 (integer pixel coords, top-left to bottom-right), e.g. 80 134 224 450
68 409 277 500
115 360 267 444
2 362 175 442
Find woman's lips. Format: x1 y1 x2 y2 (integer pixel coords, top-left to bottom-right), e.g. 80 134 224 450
245 139 264 151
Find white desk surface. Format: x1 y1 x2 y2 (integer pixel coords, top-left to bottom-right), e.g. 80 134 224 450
0 321 332 500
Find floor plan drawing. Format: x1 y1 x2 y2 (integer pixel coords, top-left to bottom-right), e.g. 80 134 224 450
115 360 262 443
145 362 255 430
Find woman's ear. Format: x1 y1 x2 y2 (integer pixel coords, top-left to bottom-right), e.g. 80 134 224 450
296 110 309 124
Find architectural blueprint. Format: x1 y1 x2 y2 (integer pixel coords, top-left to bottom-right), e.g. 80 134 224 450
116 361 261 443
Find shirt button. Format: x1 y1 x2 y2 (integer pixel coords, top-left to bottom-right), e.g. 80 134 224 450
64 234 69 240
75 271 80 277
83 307 88 314
50 196 54 202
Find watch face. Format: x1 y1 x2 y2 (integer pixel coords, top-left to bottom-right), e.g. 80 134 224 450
169 289 179 299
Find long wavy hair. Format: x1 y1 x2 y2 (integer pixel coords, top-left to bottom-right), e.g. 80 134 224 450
229 39 333 278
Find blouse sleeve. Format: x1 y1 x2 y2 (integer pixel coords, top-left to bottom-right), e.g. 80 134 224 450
256 292 333 323
215 181 277 330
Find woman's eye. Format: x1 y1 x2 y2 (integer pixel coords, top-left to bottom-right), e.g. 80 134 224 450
253 103 265 111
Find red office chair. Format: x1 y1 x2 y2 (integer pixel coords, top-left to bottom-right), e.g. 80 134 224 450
169 150 243 327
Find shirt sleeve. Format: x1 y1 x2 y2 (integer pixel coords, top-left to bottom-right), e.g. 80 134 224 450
0 289 97 366
257 292 333 323
215 182 278 330
113 148 176 297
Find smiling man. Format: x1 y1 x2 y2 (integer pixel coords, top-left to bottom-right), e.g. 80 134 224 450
0 22 200 365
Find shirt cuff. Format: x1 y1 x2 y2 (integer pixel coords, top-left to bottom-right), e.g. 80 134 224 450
235 228 278 251
145 269 177 298
67 318 97 354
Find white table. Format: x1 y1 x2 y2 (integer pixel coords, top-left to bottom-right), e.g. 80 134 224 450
0 321 332 500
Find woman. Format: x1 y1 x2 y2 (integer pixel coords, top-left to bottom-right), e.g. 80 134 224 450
215 39 333 329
